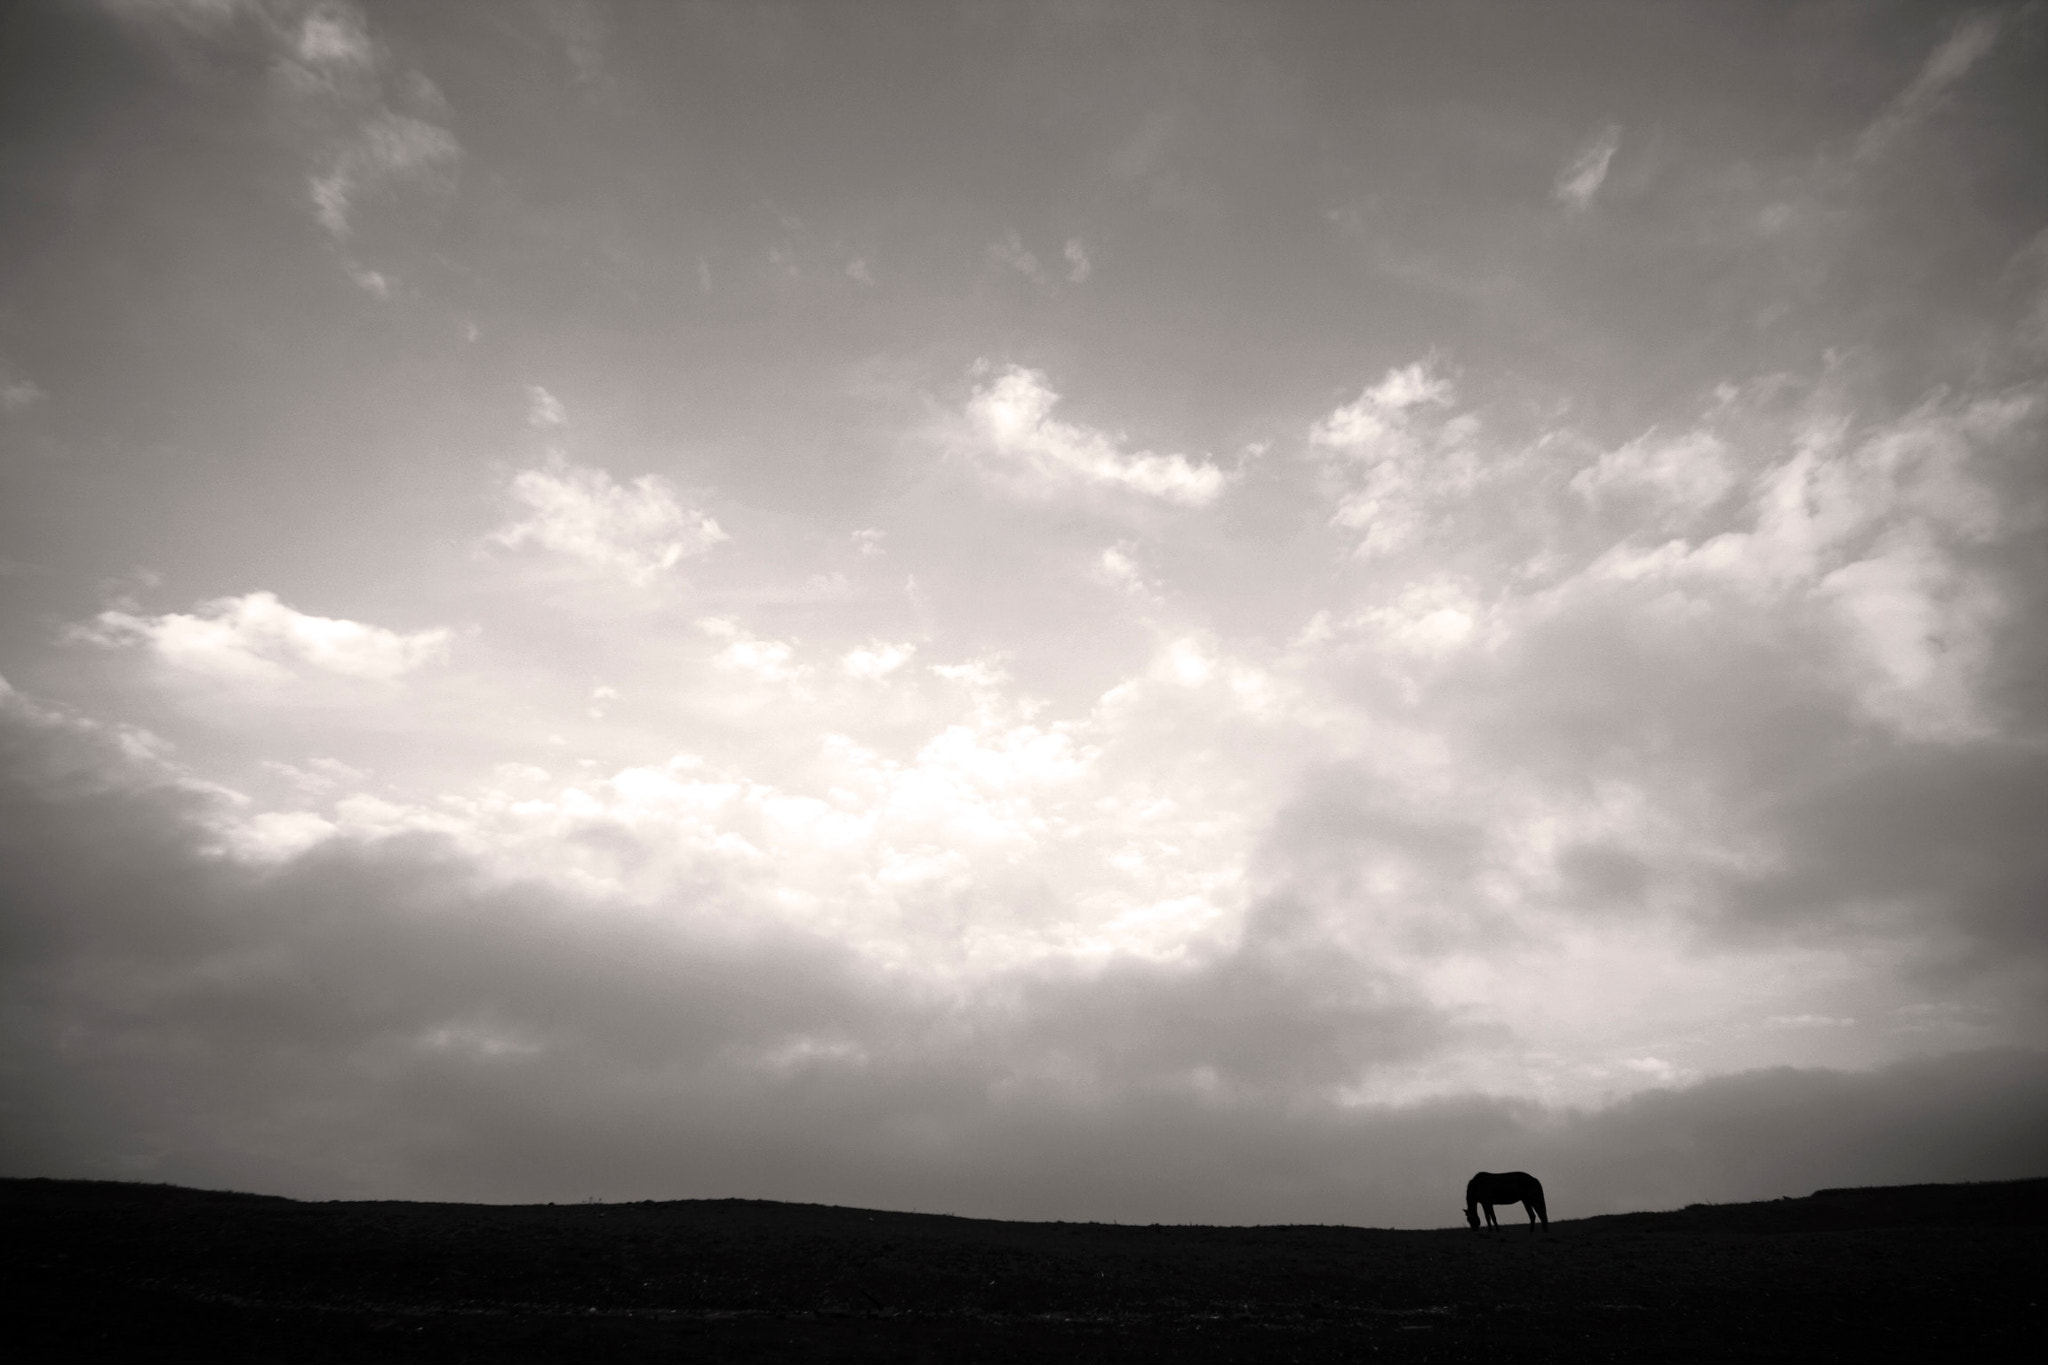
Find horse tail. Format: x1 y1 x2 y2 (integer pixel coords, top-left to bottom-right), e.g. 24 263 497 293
1530 1180 1549 1227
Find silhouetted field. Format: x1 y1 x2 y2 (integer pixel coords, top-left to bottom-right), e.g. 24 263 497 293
6 1175 2042 1360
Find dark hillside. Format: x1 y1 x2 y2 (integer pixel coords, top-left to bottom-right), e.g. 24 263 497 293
5 1176 2042 1361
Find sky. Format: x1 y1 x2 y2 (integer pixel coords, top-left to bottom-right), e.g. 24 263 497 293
1 0 2045 1227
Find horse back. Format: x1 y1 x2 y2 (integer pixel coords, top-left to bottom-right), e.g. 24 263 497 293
1467 1170 1542 1202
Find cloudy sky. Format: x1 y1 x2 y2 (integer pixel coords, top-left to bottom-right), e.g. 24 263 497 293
3 0 2046 1226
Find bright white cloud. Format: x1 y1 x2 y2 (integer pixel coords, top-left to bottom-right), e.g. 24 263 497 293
1566 384 2029 740
964 365 1226 505
80 591 448 684
1553 124 1621 210
492 456 728 584
701 617 808 686
842 641 916 679
1310 362 1454 450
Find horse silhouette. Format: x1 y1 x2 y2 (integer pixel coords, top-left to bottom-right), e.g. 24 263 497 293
1465 1171 1547 1232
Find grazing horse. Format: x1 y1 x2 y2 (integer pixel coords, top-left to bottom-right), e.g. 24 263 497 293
1465 1171 1548 1232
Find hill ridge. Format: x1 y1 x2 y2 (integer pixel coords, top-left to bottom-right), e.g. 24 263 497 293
8 1171 2046 1232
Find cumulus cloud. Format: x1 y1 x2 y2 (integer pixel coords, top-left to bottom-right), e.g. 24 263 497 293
1575 384 2030 738
964 365 1227 506
77 591 448 684
491 456 728 584
1854 11 2005 164
1553 123 1620 210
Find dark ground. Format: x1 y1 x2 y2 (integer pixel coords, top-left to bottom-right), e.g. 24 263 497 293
4 1175 2043 1361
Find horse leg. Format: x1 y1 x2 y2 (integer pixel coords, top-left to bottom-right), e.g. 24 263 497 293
1484 1203 1499 1230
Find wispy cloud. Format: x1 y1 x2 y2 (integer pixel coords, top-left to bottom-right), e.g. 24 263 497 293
533 0 624 106
1 358 46 413
1064 237 1093 283
308 110 460 240
270 2 461 248
1553 123 1621 210
988 232 1093 287
1853 11 2004 163
525 384 568 429
986 229 1049 285
116 0 463 288
964 365 1226 505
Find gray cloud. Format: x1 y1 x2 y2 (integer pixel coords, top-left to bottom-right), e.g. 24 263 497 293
1554 124 1620 210
4 686 2043 1223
